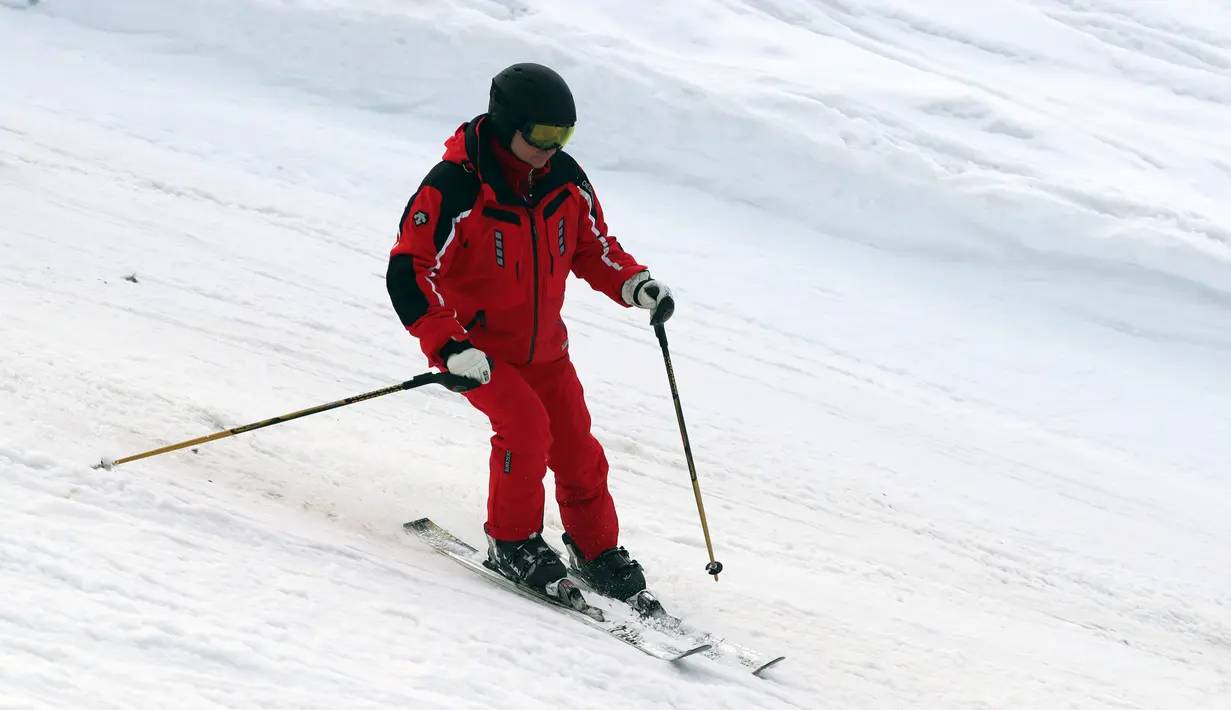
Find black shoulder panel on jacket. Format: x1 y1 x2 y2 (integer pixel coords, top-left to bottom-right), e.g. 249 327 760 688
403 160 481 252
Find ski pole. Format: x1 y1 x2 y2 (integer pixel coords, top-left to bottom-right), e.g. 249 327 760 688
95 371 477 470
650 297 723 581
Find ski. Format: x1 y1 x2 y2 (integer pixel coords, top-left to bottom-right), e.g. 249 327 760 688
623 589 787 676
404 519 711 663
553 541 786 676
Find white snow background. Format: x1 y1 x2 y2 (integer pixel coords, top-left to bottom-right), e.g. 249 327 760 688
3 0 1231 708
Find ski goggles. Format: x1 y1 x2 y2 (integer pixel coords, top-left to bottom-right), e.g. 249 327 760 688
521 122 575 151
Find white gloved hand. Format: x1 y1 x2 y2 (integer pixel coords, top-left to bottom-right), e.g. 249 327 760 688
622 271 673 322
446 346 492 386
622 271 672 309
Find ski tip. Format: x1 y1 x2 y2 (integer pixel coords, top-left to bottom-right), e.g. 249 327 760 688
403 518 433 531
674 644 713 661
752 656 787 676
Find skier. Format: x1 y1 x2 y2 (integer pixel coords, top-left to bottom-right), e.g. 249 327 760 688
386 63 674 602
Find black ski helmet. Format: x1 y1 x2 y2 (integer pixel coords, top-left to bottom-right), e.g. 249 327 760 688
488 63 576 138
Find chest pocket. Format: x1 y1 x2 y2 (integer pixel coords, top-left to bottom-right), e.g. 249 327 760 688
540 187 576 298
453 206 529 309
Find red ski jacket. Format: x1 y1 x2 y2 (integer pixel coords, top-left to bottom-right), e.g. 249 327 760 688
387 115 647 368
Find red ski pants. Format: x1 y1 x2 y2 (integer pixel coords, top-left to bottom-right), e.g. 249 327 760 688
462 355 617 560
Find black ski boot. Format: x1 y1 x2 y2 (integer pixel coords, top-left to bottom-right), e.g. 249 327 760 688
562 532 647 602
484 532 569 596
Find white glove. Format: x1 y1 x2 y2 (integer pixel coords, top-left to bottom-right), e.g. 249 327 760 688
622 271 671 309
622 271 673 322
446 347 492 385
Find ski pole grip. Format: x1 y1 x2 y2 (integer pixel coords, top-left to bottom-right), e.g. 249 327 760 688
429 371 486 393
650 295 675 326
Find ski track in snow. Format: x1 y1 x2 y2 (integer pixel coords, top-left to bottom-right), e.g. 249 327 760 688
3 1 1231 708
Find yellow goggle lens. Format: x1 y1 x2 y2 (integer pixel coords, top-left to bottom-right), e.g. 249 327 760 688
523 123 575 150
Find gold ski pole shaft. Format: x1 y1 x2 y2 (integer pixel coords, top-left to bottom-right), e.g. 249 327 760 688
651 298 723 580
95 371 476 470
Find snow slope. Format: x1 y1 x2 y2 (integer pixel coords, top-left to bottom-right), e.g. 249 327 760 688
3 1 1230 708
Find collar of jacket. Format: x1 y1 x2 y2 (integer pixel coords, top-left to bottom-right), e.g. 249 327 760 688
490 132 548 202
443 114 552 207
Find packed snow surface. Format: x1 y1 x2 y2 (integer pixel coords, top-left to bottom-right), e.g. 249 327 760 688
3 1 1230 708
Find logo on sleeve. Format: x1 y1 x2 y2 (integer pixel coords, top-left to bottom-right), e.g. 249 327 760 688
413 210 429 227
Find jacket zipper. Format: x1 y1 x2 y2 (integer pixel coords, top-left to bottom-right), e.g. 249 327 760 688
524 169 540 365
